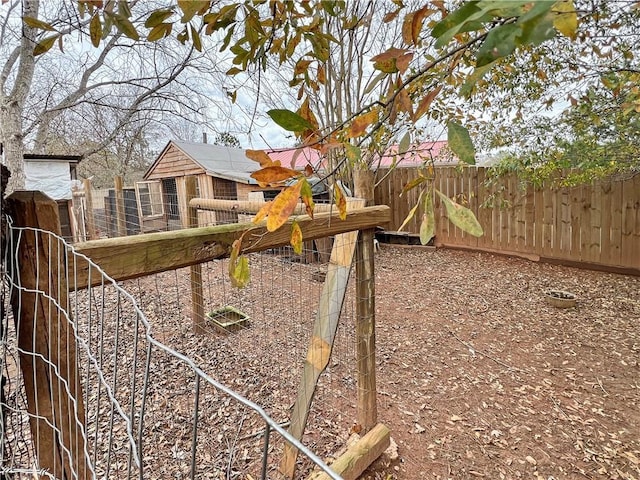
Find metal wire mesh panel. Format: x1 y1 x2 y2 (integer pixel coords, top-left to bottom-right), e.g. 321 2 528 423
1 220 343 480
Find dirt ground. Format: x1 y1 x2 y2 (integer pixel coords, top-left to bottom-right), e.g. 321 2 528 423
360 246 640 480
4 242 638 480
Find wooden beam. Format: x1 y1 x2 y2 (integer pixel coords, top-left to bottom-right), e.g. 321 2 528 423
71 205 390 289
189 197 343 215
114 175 126 237
280 199 365 478
307 423 390 480
6 191 90 480
185 176 206 334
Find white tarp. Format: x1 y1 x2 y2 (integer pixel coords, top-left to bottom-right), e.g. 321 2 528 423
24 160 72 200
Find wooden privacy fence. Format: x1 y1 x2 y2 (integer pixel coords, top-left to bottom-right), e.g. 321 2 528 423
375 167 640 273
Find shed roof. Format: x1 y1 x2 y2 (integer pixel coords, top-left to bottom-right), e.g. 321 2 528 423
145 140 261 184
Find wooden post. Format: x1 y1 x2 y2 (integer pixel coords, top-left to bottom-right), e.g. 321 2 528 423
114 175 127 237
185 176 206 333
353 168 378 433
280 199 366 478
6 191 90 480
307 423 390 480
83 178 97 240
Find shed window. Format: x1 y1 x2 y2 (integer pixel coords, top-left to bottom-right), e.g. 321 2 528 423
136 181 164 217
162 178 180 220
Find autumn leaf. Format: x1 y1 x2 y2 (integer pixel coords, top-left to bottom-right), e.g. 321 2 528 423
300 178 315 217
420 192 435 245
290 220 303 254
552 0 577 40
294 58 312 75
447 121 475 165
371 47 413 73
400 176 426 197
346 110 378 138
436 190 483 237
250 166 299 187
145 9 173 28
398 191 424 232
333 183 347 220
395 87 413 117
33 35 58 56
23 16 56 31
252 201 272 223
246 149 278 167
413 86 442 121
267 181 303 232
345 143 362 163
410 6 436 45
228 239 250 288
108 12 139 40
90 13 102 47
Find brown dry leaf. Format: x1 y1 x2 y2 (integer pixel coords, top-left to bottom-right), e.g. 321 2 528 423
346 110 378 138
246 149 277 167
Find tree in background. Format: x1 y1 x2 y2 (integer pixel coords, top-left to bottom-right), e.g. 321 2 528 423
22 1 640 246
0 0 230 191
213 131 241 148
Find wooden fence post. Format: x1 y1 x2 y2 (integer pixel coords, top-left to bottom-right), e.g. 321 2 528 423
185 176 206 333
114 175 127 237
353 168 378 433
83 178 97 240
6 191 90 480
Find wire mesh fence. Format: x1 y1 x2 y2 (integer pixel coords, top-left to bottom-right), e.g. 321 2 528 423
1 217 351 479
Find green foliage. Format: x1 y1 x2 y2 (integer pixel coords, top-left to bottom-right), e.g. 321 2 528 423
447 121 476 165
267 109 314 133
213 132 241 149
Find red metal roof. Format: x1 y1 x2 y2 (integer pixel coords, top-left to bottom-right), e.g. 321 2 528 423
266 140 455 171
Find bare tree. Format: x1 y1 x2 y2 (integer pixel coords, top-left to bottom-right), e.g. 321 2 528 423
0 0 230 191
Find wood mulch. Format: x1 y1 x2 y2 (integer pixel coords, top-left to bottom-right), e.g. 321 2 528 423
3 244 638 480
362 246 640 480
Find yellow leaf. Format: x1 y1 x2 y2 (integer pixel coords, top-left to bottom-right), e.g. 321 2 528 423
231 255 250 288
267 181 303 232
290 221 303 254
228 239 250 288
346 110 378 139
552 0 577 40
334 183 347 220
252 201 272 223
250 166 299 187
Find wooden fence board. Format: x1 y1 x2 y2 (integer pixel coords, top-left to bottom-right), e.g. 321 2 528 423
589 183 602 262
579 184 592 263
621 174 640 268
609 179 623 266
570 185 582 262
524 184 535 253
373 167 639 272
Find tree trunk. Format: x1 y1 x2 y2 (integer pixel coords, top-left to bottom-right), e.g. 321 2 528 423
0 102 27 192
0 0 39 193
